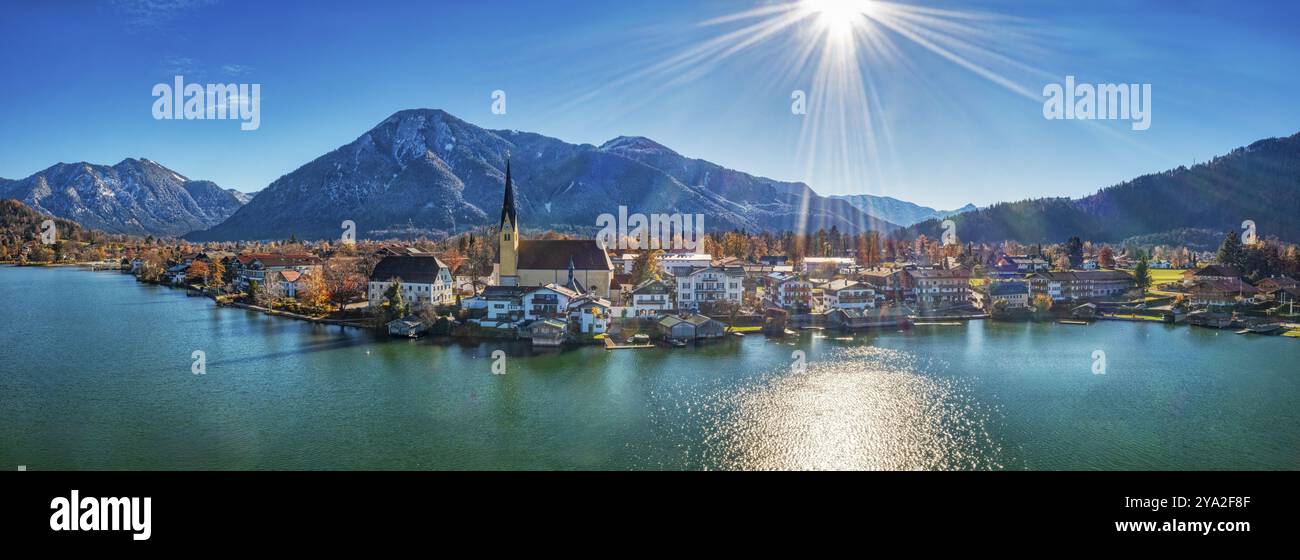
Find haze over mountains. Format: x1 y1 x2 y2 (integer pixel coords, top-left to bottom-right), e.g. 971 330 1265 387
185 109 900 241
903 132 1300 244
0 159 245 237
830 194 977 227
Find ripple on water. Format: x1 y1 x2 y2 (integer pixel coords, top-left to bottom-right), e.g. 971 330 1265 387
645 345 1010 470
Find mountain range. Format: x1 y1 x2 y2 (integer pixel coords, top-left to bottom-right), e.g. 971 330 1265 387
184 109 901 241
830 194 977 227
5 109 1298 246
0 159 246 237
901 132 1300 245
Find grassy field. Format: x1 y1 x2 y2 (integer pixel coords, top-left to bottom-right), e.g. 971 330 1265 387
1142 269 1188 284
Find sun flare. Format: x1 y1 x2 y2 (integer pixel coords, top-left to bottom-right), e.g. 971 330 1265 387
801 0 878 39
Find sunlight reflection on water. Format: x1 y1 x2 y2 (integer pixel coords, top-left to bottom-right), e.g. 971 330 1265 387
668 346 1006 470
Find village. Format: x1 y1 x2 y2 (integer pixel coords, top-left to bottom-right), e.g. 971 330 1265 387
11 168 1296 348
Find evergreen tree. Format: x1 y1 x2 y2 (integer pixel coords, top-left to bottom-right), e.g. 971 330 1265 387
1217 231 1243 269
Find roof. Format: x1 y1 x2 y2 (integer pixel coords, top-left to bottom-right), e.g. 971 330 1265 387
482 285 526 299
1031 270 1133 282
1191 278 1258 295
632 278 670 294
658 316 686 328
249 253 321 268
1192 265 1242 278
527 283 581 299
570 295 612 309
516 240 612 271
278 270 303 283
989 282 1029 296
822 279 862 293
500 160 517 228
369 255 449 284
907 268 972 279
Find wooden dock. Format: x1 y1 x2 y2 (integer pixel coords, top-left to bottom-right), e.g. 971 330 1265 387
604 337 653 350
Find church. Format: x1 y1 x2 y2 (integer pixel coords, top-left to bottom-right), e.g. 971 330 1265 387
496 162 615 298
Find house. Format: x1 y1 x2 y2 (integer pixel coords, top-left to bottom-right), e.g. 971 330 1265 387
629 279 673 317
987 281 1030 309
993 255 1049 276
1188 278 1258 307
905 268 972 306
569 295 613 334
1027 270 1135 302
528 319 569 347
860 268 906 301
236 253 322 290
1255 276 1299 295
758 255 788 265
1183 265 1242 284
479 285 527 324
771 274 813 311
367 255 454 309
674 266 744 310
821 279 877 310
521 284 580 321
165 263 190 285
268 269 309 298
657 314 728 340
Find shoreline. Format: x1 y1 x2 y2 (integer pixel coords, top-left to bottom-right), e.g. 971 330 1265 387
7 263 1298 343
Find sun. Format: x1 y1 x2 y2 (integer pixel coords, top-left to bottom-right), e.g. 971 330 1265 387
800 0 878 39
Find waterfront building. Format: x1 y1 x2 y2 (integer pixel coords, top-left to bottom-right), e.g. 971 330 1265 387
821 279 877 310
568 295 613 334
1027 270 1135 302
367 254 454 308
235 252 322 290
675 266 744 310
657 314 727 340
771 274 813 311
905 268 972 306
630 278 673 317
521 283 580 321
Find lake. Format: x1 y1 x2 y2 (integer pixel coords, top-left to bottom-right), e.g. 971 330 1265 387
2 265 1297 470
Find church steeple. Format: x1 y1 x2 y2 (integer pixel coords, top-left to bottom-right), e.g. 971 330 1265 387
497 159 520 286
500 160 517 229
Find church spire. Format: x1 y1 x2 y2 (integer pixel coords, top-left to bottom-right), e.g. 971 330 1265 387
500 160 517 229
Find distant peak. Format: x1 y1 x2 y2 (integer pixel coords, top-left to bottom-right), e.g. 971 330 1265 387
599 135 676 156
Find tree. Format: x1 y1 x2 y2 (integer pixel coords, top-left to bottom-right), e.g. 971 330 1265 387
299 272 330 309
254 278 283 308
1217 231 1243 270
1133 256 1152 298
208 259 227 290
1098 246 1116 269
1065 236 1084 269
630 248 662 285
383 278 408 318
186 261 210 285
1031 294 1054 317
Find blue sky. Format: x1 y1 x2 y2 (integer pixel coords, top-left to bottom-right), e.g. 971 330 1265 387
2 0 1298 209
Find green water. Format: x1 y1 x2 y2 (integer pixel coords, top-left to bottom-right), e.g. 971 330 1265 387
2 266 1297 470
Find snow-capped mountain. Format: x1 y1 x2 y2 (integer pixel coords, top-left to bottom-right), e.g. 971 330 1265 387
0 158 245 237
186 109 902 241
830 194 977 227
